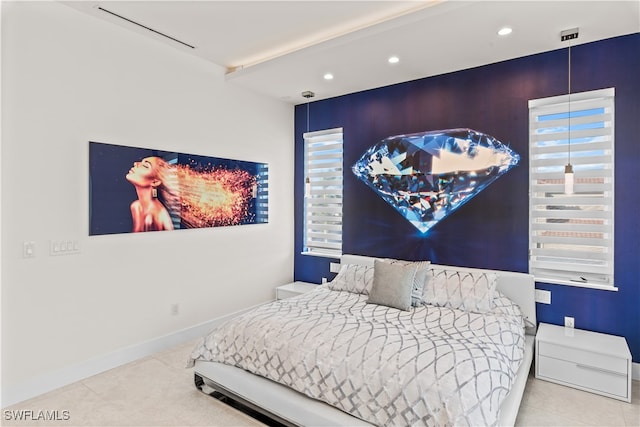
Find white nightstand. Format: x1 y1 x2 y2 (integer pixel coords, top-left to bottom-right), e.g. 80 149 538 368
275 281 318 300
535 322 632 402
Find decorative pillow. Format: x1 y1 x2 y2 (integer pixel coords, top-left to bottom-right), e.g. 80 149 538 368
423 268 497 313
382 258 430 306
327 263 375 295
366 260 416 311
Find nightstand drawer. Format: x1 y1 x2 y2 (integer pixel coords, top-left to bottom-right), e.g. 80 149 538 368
538 341 628 375
275 282 318 300
538 355 628 399
277 289 302 300
535 323 632 402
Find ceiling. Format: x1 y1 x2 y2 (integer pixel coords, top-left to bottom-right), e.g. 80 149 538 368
64 1 639 104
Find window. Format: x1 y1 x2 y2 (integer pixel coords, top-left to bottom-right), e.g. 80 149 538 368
529 88 615 289
303 128 343 257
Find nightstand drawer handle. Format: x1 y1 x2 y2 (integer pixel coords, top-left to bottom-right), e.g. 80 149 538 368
575 363 626 377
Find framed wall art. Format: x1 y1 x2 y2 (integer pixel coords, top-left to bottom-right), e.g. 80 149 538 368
89 141 268 235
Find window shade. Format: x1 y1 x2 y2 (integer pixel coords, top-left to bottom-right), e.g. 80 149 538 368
529 88 614 287
303 128 343 257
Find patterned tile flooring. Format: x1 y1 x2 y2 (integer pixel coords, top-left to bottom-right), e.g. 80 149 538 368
3 339 639 426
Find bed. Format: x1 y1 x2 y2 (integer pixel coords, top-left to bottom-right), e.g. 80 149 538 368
188 254 536 426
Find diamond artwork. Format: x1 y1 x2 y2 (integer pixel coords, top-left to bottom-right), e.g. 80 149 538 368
352 128 519 233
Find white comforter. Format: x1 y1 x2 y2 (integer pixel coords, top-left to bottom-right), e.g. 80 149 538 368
188 286 525 426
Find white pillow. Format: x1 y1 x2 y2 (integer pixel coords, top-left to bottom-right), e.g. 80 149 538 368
328 263 375 295
382 258 431 306
423 268 497 313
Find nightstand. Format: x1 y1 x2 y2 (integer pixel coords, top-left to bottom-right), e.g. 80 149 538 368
535 322 632 402
275 281 318 300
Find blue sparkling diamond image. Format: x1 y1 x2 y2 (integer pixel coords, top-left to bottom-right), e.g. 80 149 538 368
352 128 519 233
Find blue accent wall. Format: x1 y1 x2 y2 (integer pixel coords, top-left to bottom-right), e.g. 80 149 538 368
294 34 640 362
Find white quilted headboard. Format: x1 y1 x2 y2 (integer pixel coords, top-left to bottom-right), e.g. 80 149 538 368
339 254 536 333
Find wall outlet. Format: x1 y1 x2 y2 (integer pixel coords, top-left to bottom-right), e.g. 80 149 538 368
564 316 575 328
321 277 328 284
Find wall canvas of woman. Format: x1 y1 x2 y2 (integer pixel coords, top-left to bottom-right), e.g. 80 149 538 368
89 141 268 236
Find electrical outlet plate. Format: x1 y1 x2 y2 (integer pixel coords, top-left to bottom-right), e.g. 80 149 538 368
564 316 575 328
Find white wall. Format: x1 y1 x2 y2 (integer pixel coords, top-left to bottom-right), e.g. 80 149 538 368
1 1 294 405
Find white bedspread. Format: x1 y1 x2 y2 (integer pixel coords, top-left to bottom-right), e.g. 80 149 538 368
188 286 525 426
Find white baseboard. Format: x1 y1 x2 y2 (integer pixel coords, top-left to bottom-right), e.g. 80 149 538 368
633 362 640 381
1 303 264 408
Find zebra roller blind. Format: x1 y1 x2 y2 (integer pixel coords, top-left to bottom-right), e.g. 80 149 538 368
529 88 615 288
303 128 343 257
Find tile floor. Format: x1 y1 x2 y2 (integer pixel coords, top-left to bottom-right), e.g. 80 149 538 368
3 338 639 426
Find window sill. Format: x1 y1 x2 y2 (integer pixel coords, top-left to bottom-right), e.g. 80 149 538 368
301 251 341 260
534 277 618 292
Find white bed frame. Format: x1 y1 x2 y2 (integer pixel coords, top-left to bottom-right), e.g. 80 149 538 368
194 254 536 426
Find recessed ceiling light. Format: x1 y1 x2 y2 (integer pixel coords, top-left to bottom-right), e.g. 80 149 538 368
388 56 400 64
323 73 334 80
498 27 513 36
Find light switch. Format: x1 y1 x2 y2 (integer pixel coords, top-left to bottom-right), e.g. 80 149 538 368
535 289 551 304
50 239 81 256
23 241 36 258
